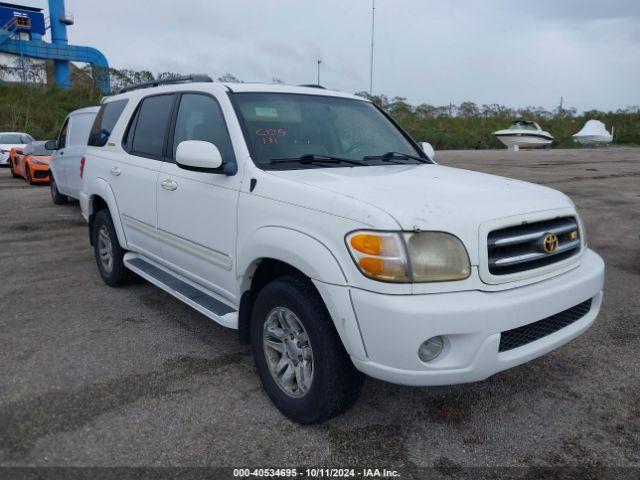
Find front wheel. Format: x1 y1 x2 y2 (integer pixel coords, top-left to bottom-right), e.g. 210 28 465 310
91 209 131 287
50 173 68 205
251 276 363 424
25 164 35 185
9 161 19 178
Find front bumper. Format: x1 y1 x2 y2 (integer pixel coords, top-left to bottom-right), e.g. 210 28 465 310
348 249 605 386
30 165 50 182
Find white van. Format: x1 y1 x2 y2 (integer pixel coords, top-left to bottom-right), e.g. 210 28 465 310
48 106 100 204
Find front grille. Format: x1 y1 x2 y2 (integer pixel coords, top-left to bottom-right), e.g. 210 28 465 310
498 299 593 352
488 217 581 275
34 170 49 179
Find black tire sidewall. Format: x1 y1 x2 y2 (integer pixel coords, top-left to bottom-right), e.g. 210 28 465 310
92 210 128 287
250 278 354 423
50 173 67 204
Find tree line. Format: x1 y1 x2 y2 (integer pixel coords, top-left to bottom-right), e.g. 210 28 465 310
1 67 638 148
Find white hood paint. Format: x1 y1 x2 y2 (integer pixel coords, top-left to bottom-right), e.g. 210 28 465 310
0 144 27 163
268 164 574 264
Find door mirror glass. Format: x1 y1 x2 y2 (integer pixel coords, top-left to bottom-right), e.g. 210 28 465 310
420 142 436 162
45 140 58 151
176 140 223 171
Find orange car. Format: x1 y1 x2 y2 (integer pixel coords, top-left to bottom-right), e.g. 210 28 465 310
9 141 53 184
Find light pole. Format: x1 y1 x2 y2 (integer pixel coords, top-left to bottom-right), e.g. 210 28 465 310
317 59 322 85
369 0 376 96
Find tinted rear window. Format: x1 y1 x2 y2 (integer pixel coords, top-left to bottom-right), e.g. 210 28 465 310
130 94 176 157
88 100 128 147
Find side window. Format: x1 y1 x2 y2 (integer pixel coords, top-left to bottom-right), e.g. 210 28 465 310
58 119 69 149
172 94 234 162
130 94 176 158
68 113 97 147
88 99 129 147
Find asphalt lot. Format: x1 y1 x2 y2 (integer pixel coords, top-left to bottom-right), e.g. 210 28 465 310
0 147 638 472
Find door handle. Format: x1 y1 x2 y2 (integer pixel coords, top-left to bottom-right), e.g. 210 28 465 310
110 167 121 176
161 179 178 191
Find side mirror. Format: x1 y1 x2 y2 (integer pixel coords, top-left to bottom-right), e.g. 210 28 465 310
420 142 436 162
45 140 58 151
176 140 223 171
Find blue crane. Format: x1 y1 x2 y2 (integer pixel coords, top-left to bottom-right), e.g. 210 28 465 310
0 0 110 93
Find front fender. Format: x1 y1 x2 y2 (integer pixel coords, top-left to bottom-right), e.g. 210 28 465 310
86 177 127 249
238 226 347 289
237 226 367 359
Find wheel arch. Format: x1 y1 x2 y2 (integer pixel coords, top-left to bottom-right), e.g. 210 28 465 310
86 178 127 249
236 227 357 351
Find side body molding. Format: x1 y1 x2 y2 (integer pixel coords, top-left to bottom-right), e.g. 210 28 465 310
86 177 128 249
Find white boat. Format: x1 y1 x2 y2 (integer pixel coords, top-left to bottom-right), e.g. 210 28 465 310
493 120 554 149
573 120 613 146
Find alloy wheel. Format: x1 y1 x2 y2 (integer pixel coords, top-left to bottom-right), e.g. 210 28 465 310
262 307 314 398
97 225 114 273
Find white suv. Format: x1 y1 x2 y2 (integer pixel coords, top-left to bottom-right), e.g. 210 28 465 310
80 75 605 423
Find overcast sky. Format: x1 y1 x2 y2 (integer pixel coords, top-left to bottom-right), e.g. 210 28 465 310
56 0 639 112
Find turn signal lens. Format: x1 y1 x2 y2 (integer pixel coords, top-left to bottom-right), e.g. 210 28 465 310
346 231 409 282
359 257 384 275
350 234 383 255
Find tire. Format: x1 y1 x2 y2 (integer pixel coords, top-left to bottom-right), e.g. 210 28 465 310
50 173 68 205
9 161 19 178
91 209 131 287
25 164 35 185
250 276 363 424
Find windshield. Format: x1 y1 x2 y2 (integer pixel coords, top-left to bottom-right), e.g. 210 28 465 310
28 142 50 156
0 134 25 144
509 122 538 132
233 93 425 169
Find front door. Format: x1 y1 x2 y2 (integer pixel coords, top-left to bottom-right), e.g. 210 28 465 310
156 92 241 304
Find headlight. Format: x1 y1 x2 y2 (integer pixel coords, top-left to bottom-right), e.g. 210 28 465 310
31 158 48 166
346 230 471 283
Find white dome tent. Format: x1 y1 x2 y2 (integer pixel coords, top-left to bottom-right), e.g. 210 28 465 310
573 120 614 146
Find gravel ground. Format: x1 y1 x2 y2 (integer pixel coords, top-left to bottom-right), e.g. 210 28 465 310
0 147 638 475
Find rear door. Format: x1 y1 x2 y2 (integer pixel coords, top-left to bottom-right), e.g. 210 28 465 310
63 111 99 198
113 93 177 259
156 92 240 302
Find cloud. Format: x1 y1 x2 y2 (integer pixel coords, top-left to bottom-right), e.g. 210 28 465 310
58 0 639 111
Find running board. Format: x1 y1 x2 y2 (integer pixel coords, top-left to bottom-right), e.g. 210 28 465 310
123 253 238 329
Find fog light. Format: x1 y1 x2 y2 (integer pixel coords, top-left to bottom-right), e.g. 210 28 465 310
418 336 444 362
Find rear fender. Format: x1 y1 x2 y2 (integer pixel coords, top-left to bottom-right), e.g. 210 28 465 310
86 177 127 249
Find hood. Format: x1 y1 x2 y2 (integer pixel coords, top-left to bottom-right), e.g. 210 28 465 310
0 144 27 150
268 164 574 263
30 155 51 164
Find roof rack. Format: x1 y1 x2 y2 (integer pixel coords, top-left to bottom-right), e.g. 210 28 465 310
298 84 326 89
118 74 214 94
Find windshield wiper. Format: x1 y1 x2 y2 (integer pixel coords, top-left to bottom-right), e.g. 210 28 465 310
363 152 430 164
269 154 368 167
